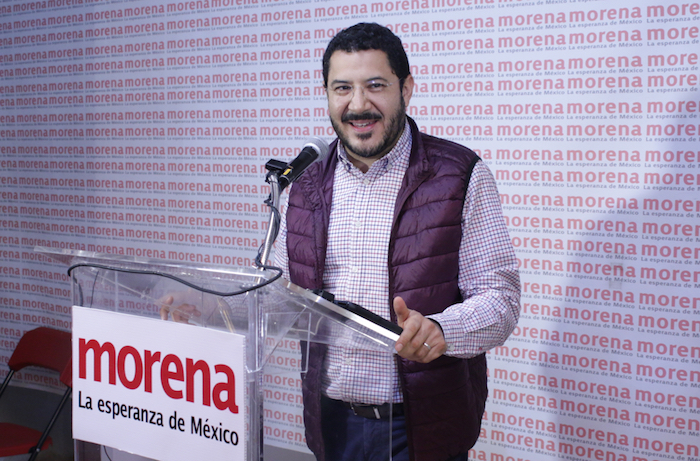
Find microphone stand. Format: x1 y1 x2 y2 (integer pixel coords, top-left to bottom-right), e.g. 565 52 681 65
249 158 287 461
257 159 287 268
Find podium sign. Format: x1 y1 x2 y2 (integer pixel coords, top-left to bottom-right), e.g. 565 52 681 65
73 306 247 461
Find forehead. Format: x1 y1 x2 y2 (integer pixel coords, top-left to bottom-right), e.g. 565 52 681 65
327 49 395 81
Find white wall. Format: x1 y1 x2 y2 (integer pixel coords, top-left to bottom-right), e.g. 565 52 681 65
1 1 699 460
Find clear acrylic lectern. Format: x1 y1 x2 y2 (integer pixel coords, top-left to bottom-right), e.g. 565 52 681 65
37 247 399 461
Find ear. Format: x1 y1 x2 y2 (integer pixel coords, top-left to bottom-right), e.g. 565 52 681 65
401 74 414 108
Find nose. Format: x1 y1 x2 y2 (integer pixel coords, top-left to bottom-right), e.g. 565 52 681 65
347 85 371 112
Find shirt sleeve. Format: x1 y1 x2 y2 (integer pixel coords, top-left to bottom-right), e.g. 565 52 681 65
428 160 521 358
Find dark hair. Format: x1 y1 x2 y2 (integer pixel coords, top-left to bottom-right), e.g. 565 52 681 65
322 23 410 87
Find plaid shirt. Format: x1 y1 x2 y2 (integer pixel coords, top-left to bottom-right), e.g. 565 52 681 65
276 123 520 404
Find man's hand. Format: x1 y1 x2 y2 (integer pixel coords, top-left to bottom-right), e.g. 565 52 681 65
393 296 446 363
159 290 201 324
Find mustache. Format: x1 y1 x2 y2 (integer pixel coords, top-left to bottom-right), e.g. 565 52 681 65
341 111 382 123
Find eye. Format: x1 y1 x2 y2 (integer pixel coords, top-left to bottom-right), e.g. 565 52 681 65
366 82 387 92
332 85 352 95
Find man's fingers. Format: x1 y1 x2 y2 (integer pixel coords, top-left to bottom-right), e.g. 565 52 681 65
393 296 409 326
393 297 427 355
159 294 201 324
173 304 201 323
392 296 447 363
172 309 191 323
159 295 174 320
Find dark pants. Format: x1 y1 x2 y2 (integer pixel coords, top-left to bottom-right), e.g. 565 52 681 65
321 397 468 461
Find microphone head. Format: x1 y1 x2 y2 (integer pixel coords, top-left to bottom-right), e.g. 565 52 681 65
303 137 330 162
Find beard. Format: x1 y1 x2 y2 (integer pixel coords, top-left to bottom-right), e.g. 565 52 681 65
331 97 406 160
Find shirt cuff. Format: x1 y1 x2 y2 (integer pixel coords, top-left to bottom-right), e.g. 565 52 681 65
427 309 466 355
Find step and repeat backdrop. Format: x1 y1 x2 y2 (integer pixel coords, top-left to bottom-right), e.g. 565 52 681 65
1 0 699 460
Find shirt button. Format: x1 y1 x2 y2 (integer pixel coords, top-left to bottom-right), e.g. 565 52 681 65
363 178 371 185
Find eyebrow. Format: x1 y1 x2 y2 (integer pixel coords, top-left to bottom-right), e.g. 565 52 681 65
328 76 390 86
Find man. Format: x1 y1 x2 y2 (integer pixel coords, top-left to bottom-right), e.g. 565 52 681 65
277 22 520 461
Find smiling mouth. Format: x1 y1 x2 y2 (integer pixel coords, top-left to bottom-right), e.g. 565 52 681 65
350 120 375 128
348 121 377 138
343 112 381 132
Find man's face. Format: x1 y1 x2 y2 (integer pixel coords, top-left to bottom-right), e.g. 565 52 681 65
326 49 414 163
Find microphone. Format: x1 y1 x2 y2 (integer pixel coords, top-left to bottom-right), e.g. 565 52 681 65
278 137 330 190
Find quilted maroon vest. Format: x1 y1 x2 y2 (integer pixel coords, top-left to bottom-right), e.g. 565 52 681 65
286 117 487 461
